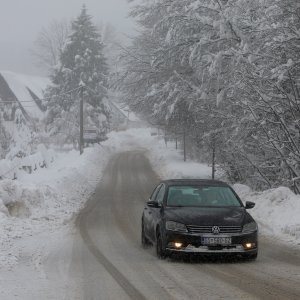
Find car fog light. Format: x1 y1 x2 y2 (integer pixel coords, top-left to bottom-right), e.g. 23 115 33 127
244 242 255 249
174 242 183 248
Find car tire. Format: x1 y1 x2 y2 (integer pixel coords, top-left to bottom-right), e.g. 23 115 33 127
141 221 151 248
156 232 167 259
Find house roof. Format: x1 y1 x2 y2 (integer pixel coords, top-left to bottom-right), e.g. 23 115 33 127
0 70 49 120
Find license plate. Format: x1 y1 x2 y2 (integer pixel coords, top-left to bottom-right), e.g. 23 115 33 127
202 237 232 245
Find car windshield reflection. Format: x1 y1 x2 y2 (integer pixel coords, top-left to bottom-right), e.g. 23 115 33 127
167 186 242 207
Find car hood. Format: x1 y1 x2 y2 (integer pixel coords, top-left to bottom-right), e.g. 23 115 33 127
164 206 249 226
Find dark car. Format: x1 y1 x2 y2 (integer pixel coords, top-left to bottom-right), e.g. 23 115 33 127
141 179 258 259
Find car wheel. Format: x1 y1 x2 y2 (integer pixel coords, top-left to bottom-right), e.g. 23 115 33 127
141 221 151 248
156 232 167 259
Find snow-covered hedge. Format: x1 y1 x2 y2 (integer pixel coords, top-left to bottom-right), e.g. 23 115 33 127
0 145 56 180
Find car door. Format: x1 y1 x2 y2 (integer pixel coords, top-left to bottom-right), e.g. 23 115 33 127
148 184 166 241
144 184 161 239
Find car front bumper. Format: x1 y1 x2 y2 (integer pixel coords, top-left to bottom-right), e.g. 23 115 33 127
165 230 258 254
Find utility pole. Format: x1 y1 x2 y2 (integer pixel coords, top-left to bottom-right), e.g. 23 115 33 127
79 86 84 155
212 137 216 179
183 130 186 162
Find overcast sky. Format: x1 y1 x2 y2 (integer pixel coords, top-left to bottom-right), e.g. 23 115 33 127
0 0 135 75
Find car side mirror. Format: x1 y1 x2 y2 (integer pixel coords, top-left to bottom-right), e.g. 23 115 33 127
245 201 255 209
147 200 160 208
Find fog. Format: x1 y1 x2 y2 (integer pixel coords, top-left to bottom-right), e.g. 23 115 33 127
0 0 134 75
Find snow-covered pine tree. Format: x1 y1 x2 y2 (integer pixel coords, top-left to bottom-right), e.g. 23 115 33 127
45 5 110 145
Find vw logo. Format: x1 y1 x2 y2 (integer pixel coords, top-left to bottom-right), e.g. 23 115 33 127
212 226 220 235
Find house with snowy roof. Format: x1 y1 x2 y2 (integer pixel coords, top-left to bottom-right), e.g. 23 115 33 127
0 70 138 132
0 71 49 122
108 92 141 130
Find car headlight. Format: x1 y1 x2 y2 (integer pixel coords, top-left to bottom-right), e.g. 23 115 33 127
166 221 188 233
242 222 258 233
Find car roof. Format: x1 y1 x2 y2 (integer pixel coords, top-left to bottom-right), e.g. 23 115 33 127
161 179 230 187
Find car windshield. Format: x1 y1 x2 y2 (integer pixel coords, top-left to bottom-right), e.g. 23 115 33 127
167 185 242 207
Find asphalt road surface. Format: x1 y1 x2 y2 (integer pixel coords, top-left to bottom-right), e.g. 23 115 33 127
46 150 300 300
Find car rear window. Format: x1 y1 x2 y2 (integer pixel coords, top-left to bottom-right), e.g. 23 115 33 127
167 185 241 207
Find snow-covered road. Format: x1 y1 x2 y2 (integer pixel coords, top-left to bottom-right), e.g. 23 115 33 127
44 150 300 300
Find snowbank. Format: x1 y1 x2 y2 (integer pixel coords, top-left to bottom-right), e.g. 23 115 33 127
0 143 111 270
0 145 56 180
234 184 300 245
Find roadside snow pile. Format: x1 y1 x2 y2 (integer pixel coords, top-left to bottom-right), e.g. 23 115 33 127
0 179 59 269
0 145 56 180
0 144 112 270
234 184 300 245
0 180 48 218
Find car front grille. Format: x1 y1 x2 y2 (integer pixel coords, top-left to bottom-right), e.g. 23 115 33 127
186 225 242 234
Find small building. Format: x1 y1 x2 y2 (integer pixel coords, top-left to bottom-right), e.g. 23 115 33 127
0 70 49 122
107 93 141 131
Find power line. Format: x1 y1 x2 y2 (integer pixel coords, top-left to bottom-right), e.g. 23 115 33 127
0 86 82 105
39 86 82 101
0 85 102 107
0 100 78 108
0 100 34 103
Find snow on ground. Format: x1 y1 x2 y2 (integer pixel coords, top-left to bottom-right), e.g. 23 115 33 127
0 144 111 271
0 140 116 298
233 184 300 246
0 127 300 298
